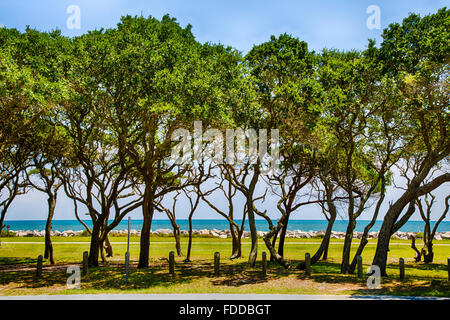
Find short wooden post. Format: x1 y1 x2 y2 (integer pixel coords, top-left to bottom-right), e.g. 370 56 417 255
214 252 220 276
447 258 449 281
357 256 363 278
82 251 88 276
262 252 267 277
399 258 405 280
169 251 175 275
305 253 311 276
35 255 43 278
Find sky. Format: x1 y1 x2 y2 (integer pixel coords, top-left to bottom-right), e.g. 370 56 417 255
1 1 449 221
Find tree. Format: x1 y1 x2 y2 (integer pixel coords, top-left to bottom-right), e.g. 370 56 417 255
26 156 63 264
155 191 184 257
0 27 65 237
372 8 450 275
413 194 449 263
57 28 145 267
244 34 322 267
200 165 246 259
99 15 243 268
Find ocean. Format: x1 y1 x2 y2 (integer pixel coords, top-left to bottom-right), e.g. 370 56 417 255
3 219 450 233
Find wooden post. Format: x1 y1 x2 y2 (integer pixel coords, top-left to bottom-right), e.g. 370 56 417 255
169 251 175 275
357 256 363 278
214 252 220 276
447 258 449 281
36 255 43 278
305 253 311 276
399 258 405 280
82 251 88 276
262 252 267 277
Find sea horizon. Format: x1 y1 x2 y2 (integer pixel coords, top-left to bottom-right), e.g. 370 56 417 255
3 219 450 233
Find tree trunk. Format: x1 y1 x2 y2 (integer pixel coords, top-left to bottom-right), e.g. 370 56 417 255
88 222 102 267
422 220 434 263
230 226 242 259
104 235 113 257
270 232 278 262
410 236 422 262
247 201 258 267
321 235 329 261
263 225 291 269
349 192 385 273
297 208 336 269
138 194 154 269
185 212 194 262
422 241 434 263
277 211 291 258
373 204 406 276
341 218 356 274
373 172 450 276
173 226 183 257
100 238 106 263
44 196 56 265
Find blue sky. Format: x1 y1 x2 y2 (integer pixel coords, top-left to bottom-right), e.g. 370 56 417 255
1 1 449 221
1 0 449 53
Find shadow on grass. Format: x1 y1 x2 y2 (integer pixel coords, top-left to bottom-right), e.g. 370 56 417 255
0 257 36 266
288 260 450 297
0 257 448 296
0 258 295 291
408 262 448 272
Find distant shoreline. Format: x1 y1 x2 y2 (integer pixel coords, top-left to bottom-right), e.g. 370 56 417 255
3 219 450 234
3 228 450 241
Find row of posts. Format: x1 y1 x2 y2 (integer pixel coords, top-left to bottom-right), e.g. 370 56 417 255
167 253 450 280
34 252 450 282
35 251 89 279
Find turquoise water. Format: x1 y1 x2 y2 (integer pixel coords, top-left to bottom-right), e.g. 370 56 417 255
3 219 450 233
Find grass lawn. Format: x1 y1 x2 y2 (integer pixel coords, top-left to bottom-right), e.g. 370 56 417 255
0 235 449 296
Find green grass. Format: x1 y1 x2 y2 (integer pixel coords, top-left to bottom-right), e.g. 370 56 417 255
0 235 449 296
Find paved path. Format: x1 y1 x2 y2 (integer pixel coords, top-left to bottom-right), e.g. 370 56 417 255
0 293 448 300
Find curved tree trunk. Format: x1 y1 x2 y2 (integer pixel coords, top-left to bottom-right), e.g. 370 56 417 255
104 235 113 257
88 222 102 267
270 232 278 262
173 225 183 257
185 211 194 262
341 218 356 274
44 196 56 265
321 236 329 261
297 205 336 269
230 224 242 259
277 211 291 258
247 199 258 267
263 225 291 269
100 238 106 263
373 173 450 276
349 188 385 273
410 236 422 262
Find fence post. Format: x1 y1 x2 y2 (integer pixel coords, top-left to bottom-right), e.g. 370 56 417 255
82 251 88 276
262 252 267 277
399 258 405 280
169 251 175 275
357 256 363 278
447 258 449 281
36 255 43 279
305 253 311 276
214 252 220 276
